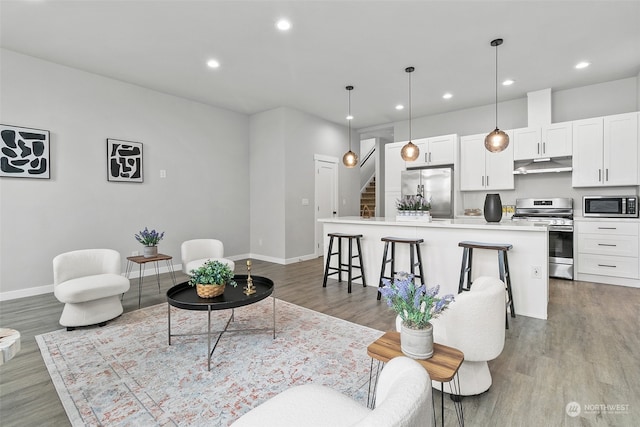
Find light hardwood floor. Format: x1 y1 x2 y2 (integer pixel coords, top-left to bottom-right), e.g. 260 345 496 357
1 257 638 426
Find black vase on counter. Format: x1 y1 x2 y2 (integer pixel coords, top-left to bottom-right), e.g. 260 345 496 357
484 193 502 222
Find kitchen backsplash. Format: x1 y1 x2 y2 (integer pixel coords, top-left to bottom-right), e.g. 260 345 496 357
460 173 640 216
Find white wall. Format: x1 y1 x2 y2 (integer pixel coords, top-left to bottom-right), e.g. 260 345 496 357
249 107 359 263
0 49 250 296
249 108 286 261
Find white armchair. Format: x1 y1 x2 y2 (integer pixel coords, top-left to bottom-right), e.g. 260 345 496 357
395 276 506 396
53 249 130 330
232 356 434 427
180 239 235 275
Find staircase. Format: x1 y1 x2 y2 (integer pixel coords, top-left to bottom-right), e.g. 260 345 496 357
360 177 376 215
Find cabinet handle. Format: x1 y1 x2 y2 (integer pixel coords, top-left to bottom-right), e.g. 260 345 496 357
425 152 428 163
537 143 540 155
597 227 617 230
605 169 609 181
429 152 432 163
482 176 484 186
597 243 617 247
597 264 617 268
598 169 602 182
486 175 489 187
543 142 546 154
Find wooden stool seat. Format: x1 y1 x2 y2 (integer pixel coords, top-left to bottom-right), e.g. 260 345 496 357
458 240 515 328
322 233 366 293
377 237 425 300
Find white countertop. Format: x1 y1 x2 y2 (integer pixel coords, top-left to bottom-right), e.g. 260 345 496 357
318 216 548 232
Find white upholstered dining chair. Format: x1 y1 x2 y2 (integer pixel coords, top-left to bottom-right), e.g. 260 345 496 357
181 239 235 275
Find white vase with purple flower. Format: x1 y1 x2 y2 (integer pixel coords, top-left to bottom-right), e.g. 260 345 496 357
379 273 454 359
135 227 165 258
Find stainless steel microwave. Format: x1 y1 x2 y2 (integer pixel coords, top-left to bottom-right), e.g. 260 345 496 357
583 196 638 218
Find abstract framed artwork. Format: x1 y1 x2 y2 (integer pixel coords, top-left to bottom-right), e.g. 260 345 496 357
107 139 143 183
0 124 50 179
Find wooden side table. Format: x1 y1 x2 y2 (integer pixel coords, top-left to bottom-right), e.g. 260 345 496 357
367 331 464 427
126 254 177 308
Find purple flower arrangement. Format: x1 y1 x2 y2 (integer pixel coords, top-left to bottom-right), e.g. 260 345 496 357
134 227 165 246
379 273 454 329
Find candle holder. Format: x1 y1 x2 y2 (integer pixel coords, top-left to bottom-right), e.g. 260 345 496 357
243 260 256 295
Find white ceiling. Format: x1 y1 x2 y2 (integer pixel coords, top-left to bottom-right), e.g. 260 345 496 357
1 0 639 132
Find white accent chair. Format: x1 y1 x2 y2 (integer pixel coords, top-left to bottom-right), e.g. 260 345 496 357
232 356 434 427
53 249 130 330
396 276 505 397
181 239 235 275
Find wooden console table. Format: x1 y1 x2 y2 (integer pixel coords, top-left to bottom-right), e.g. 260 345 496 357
367 331 464 426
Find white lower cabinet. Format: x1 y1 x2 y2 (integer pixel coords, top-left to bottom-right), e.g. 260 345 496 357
577 221 640 280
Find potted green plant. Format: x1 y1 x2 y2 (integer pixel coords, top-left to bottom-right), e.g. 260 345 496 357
134 227 165 258
189 260 237 298
379 273 454 359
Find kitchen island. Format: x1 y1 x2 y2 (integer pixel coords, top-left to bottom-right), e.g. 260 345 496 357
319 216 549 320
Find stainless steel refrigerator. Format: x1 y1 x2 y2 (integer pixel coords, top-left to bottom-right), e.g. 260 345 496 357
401 167 454 218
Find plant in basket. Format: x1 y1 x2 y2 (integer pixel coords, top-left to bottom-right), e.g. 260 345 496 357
189 260 237 298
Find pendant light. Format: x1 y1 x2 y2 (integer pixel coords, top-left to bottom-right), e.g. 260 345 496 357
401 67 420 161
484 38 509 153
342 85 358 168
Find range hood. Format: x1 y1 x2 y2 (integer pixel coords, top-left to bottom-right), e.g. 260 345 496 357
513 157 572 175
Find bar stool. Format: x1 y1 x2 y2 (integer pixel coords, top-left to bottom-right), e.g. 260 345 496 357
457 241 515 328
377 237 425 300
322 233 366 293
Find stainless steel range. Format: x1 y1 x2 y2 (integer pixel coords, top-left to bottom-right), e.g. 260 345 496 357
512 198 574 280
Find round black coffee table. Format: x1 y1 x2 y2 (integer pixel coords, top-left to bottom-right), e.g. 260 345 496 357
167 274 275 371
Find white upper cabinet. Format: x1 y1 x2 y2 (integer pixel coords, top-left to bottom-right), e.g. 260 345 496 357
513 122 572 161
408 134 457 167
384 141 406 193
460 132 514 191
572 112 639 187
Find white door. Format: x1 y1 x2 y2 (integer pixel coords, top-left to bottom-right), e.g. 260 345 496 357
315 156 338 257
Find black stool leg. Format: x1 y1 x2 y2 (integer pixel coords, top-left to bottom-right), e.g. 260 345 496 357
458 247 468 293
378 242 390 300
337 237 343 283
356 237 367 288
322 236 335 288
409 243 416 276
390 242 396 281
347 237 353 293
415 243 425 285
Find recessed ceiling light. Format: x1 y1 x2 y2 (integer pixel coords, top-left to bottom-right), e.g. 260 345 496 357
502 79 515 86
575 61 590 69
346 115 354 120
395 104 404 110
276 19 291 31
442 93 453 100
206 59 220 69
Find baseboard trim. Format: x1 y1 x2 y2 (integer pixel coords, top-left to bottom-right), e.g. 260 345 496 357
0 263 183 301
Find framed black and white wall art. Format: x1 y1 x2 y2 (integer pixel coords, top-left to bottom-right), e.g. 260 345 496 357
107 139 143 183
0 124 50 179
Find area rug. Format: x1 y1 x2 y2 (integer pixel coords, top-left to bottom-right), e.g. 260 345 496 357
36 298 384 426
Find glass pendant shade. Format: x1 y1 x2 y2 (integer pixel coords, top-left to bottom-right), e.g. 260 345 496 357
484 128 510 152
485 38 509 153
401 66 420 161
343 150 358 168
401 141 420 161
342 85 358 168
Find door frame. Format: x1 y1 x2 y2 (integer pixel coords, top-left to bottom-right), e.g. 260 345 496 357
314 154 339 257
